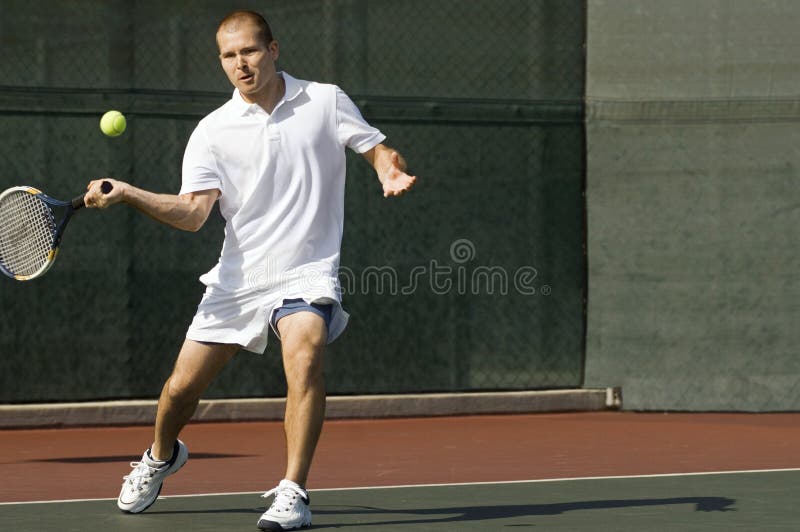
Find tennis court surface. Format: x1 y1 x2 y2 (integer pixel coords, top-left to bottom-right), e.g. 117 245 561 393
2 412 800 530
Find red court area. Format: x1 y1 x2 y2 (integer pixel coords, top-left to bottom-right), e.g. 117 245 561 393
2 412 799 503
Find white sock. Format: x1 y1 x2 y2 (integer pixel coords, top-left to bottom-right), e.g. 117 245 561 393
145 448 170 465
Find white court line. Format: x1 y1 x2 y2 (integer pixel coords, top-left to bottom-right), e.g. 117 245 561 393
3 467 800 506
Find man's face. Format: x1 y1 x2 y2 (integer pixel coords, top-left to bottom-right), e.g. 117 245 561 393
217 20 279 103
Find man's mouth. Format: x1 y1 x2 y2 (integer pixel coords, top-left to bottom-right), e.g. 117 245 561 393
240 73 254 82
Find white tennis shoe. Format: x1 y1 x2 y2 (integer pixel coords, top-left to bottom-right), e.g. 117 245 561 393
117 439 189 513
257 479 312 531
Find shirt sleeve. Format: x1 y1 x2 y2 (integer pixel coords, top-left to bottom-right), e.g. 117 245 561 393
335 86 386 153
180 123 224 196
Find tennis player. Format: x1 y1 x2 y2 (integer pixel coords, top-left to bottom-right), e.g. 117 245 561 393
84 10 416 531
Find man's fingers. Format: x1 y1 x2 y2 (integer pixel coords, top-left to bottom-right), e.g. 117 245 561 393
382 175 416 198
84 179 116 208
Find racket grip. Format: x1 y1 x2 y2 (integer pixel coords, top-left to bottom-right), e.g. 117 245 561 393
72 180 114 209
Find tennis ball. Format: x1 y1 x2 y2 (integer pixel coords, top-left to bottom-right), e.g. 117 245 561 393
100 110 127 137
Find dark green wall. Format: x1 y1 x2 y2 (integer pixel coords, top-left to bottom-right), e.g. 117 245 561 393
0 0 587 401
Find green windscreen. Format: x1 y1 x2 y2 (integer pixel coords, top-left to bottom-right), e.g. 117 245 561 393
0 0 587 402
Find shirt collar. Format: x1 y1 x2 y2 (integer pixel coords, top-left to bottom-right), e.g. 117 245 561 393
230 72 303 117
281 72 303 103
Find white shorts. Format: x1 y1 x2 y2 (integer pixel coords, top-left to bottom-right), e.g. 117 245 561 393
185 287 349 353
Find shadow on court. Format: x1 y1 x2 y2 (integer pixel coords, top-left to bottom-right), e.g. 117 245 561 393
144 496 736 527
314 496 736 528
26 452 254 464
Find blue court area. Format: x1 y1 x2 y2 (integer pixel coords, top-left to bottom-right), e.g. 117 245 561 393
2 470 798 531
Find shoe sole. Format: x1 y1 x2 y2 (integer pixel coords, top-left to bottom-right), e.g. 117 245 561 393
257 520 311 531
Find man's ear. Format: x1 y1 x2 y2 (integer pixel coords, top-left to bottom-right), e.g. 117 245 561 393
269 40 280 61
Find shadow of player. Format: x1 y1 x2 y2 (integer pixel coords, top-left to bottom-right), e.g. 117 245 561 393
306 496 736 528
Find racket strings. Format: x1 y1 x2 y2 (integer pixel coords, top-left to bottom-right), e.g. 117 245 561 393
0 191 57 277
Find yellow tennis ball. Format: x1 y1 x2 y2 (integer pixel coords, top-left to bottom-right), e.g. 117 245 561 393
100 110 127 137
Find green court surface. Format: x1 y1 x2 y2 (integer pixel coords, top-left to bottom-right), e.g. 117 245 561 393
2 470 799 531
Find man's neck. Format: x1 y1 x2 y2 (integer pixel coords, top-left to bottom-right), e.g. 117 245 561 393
250 73 286 114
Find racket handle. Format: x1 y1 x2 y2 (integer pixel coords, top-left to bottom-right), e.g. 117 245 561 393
72 180 114 209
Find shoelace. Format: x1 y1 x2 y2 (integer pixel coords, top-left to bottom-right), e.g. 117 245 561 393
261 484 307 513
122 461 159 491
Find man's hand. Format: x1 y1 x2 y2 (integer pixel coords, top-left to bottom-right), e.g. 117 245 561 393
380 151 417 198
84 178 124 209
363 144 417 198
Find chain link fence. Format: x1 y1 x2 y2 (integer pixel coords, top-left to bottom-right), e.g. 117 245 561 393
0 0 587 401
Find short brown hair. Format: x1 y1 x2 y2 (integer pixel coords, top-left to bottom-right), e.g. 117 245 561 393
217 10 274 48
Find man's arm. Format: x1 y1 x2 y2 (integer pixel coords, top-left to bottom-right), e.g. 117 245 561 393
362 143 417 198
83 178 219 232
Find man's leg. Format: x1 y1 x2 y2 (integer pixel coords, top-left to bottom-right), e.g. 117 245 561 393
119 339 237 513
276 312 327 486
152 339 238 459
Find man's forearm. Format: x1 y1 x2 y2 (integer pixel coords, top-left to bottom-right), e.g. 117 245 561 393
121 184 216 232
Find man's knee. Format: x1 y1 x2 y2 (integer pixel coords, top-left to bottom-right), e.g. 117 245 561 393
164 372 204 405
282 336 326 392
163 340 235 405
284 345 325 384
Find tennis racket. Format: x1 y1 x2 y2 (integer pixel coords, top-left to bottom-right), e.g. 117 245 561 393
0 181 112 281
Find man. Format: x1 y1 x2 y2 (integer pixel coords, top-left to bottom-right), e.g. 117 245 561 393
84 10 416 531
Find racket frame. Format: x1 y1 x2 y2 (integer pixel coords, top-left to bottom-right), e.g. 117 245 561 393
0 186 87 281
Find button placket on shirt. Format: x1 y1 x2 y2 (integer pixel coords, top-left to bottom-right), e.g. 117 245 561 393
265 97 287 142
266 120 280 142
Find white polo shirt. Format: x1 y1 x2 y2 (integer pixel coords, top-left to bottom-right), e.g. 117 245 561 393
180 73 384 346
